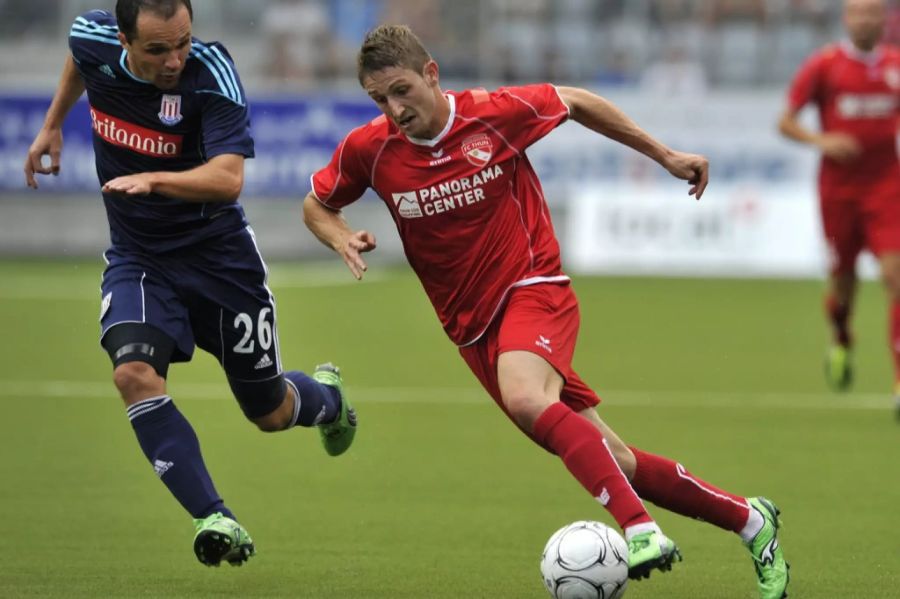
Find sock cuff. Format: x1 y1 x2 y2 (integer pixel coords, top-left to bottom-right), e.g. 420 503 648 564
126 395 172 421
532 402 572 446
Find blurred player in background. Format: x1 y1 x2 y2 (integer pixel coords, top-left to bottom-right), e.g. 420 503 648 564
303 24 789 599
779 0 900 419
23 0 356 567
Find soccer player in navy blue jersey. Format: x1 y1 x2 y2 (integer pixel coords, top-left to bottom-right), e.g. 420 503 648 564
23 0 357 567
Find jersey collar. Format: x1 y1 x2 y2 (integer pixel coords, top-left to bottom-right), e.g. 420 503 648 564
840 40 885 65
404 93 456 148
119 49 152 84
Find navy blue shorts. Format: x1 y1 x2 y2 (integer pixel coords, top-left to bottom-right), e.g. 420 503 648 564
99 226 282 383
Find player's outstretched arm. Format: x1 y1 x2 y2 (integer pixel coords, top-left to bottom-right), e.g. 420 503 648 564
778 107 861 163
101 154 245 201
24 54 85 189
556 86 708 199
302 192 376 281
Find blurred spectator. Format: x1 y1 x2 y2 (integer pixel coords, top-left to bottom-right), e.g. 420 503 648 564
703 0 767 24
381 0 440 41
593 48 639 88
0 0 60 37
639 44 708 95
703 0 768 86
260 0 340 84
483 0 552 82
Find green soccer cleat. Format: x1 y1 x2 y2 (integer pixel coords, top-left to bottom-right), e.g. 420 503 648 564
192 512 255 567
824 345 852 391
313 363 357 457
627 530 681 580
745 497 790 599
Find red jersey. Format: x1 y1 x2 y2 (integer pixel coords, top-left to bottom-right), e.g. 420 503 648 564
787 42 900 194
311 84 571 346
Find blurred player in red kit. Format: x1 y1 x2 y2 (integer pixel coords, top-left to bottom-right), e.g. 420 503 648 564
779 0 900 420
303 24 789 599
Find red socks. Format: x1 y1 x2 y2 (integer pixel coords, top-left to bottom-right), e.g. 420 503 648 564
629 447 749 533
825 293 852 348
532 403 652 530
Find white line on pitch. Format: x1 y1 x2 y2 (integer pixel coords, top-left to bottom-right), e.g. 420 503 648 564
0 380 891 410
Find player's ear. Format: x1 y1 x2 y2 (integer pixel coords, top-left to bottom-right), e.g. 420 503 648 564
423 61 439 87
117 31 129 49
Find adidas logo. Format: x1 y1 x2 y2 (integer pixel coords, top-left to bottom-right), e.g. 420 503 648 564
99 64 116 79
153 459 174 477
347 408 358 427
254 353 273 370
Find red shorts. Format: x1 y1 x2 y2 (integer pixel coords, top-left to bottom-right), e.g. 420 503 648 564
458 282 601 416
820 179 900 274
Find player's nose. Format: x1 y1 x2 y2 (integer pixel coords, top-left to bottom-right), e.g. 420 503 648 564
164 52 183 70
386 97 405 119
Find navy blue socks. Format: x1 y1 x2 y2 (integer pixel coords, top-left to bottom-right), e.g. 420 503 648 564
127 396 234 520
284 370 340 427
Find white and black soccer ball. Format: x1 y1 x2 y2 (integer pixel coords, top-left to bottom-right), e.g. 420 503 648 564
540 520 629 599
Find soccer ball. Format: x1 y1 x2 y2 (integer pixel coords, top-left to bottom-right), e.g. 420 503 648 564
540 520 629 599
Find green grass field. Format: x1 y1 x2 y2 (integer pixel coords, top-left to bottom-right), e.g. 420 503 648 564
1 260 897 598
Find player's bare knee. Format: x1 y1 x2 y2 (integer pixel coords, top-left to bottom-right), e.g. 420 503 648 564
112 362 163 405
503 393 549 431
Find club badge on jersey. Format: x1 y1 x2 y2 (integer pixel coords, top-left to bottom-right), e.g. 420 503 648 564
461 134 493 167
158 94 184 126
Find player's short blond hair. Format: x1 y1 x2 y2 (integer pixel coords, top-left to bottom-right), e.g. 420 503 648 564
357 25 432 85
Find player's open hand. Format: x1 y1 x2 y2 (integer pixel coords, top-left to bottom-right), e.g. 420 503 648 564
818 133 862 164
24 128 63 189
102 174 153 196
341 230 377 280
663 150 709 200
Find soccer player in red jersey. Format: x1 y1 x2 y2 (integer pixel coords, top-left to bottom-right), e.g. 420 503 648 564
779 0 900 418
304 25 789 598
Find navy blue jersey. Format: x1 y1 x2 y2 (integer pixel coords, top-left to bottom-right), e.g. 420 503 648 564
69 10 254 252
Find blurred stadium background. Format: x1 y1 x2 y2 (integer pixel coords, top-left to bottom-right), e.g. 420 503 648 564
4 0 900 275
3 2 900 598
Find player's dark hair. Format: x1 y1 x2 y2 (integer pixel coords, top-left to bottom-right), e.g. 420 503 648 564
116 0 193 42
357 24 432 85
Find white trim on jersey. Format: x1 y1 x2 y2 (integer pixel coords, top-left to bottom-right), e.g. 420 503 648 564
140 272 147 322
244 225 283 374
458 276 571 347
370 133 403 188
500 88 571 122
508 181 537 272
405 94 457 148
